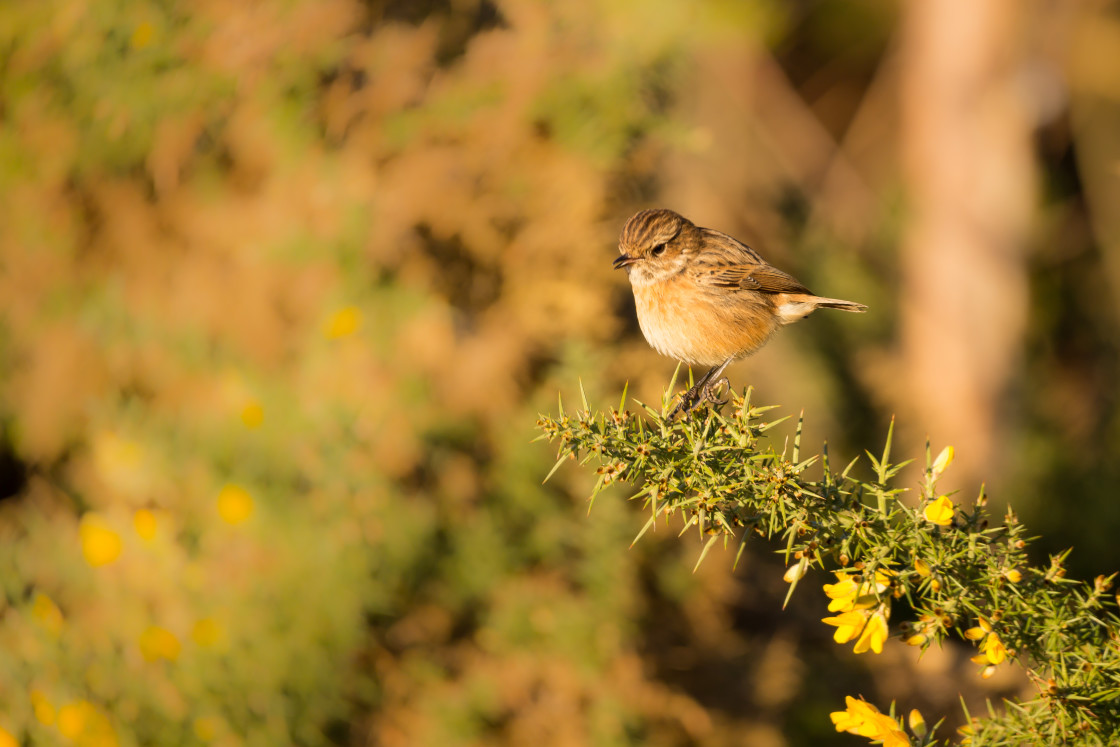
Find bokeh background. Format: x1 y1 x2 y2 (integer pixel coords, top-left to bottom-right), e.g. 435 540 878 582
2 0 1119 744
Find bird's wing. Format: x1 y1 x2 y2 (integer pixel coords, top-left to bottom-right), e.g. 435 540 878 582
691 230 811 294
696 263 812 294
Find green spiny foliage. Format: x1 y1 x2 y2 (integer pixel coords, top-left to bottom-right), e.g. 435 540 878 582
536 382 1120 746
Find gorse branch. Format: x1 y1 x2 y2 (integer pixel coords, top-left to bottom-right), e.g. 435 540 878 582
535 385 1120 746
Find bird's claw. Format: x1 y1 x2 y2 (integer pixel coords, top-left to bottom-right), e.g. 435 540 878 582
667 390 697 421
668 377 731 420
703 377 731 406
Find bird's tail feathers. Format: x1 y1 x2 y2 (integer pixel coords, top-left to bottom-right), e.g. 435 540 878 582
812 297 867 313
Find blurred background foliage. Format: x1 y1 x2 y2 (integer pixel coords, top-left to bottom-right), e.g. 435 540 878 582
0 0 1118 744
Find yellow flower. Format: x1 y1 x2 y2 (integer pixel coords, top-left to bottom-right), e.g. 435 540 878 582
853 608 890 655
959 720 977 744
193 716 221 742
0 726 17 747
1005 569 1022 583
830 696 876 734
191 617 222 648
981 632 1007 664
824 606 890 655
823 569 892 613
931 445 955 477
31 689 54 726
240 401 264 429
133 509 158 541
58 700 94 739
130 21 154 49
830 696 909 746
783 557 808 583
964 616 992 640
923 495 954 527
217 484 254 525
879 720 910 747
79 514 122 567
908 708 927 738
965 617 1007 672
914 558 931 577
324 305 362 339
823 609 870 645
58 700 117 747
31 592 64 636
823 574 863 612
139 625 181 662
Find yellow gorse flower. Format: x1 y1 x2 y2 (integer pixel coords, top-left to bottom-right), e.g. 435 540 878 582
240 401 264 429
822 606 890 655
58 700 94 739
31 689 54 726
823 574 864 611
964 616 992 639
823 609 869 644
931 445 955 478
191 617 222 648
822 569 893 654
139 625 182 662
217 485 254 525
133 509 158 541
783 556 809 584
830 696 909 747
823 569 893 613
32 592 64 636
324 305 362 340
923 495 955 526
130 22 154 50
904 632 927 647
856 608 890 654
981 631 1007 664
965 617 1007 670
908 708 928 738
57 699 118 746
79 514 122 568
193 716 221 742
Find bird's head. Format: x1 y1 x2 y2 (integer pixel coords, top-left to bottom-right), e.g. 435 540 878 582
614 208 696 286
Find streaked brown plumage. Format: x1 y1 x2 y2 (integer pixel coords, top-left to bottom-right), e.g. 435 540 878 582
614 208 866 414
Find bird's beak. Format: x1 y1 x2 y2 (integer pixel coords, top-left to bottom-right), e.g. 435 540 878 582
613 254 638 270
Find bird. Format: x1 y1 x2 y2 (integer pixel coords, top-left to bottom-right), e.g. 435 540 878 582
613 208 867 417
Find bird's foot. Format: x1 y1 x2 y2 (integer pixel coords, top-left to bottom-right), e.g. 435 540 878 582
668 377 731 420
668 388 699 420
701 377 731 407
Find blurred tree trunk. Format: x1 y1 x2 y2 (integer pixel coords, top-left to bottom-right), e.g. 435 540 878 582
898 0 1034 482
1069 9 1120 328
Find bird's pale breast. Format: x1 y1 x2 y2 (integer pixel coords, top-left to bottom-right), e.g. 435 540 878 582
632 273 780 367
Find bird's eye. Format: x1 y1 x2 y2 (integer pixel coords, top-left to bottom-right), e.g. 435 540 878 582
651 243 667 256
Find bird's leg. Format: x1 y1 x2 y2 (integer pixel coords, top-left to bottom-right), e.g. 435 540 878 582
669 359 732 419
696 359 732 407
701 375 731 407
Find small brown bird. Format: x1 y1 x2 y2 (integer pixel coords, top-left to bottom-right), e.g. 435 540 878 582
614 208 866 416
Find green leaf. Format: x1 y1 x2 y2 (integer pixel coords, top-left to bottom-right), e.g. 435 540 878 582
693 533 719 573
